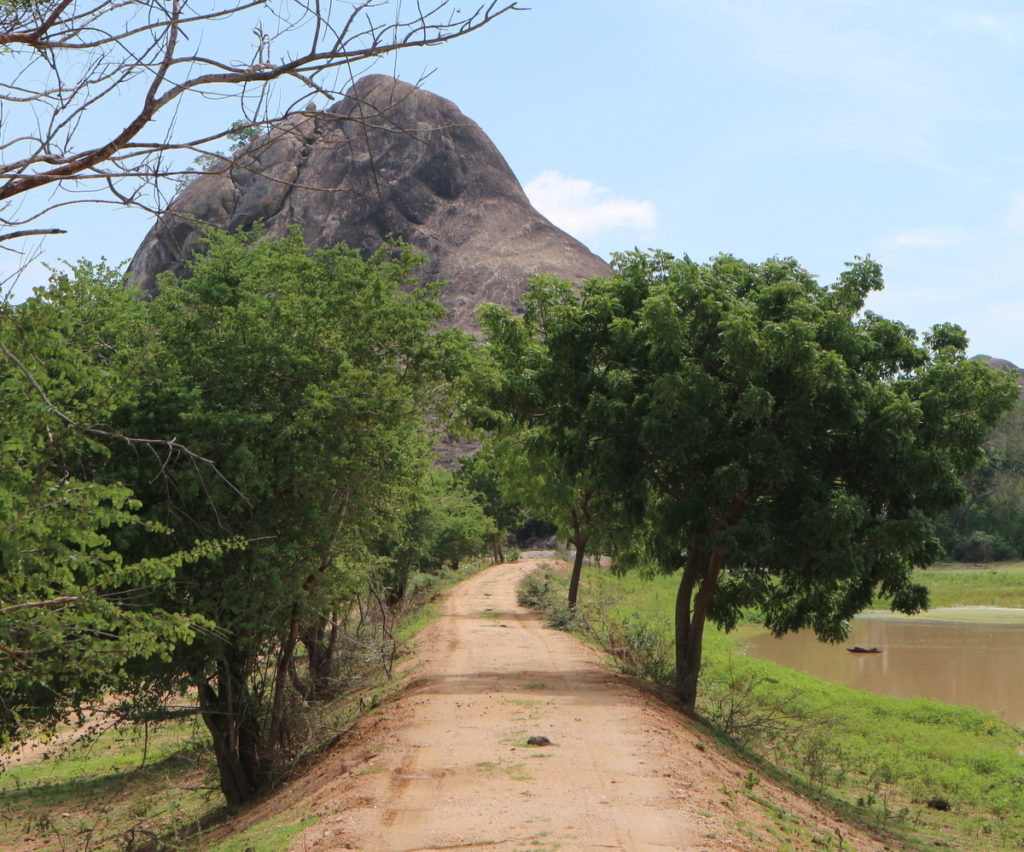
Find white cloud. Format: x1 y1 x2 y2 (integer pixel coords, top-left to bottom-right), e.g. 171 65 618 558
877 228 967 250
524 171 656 240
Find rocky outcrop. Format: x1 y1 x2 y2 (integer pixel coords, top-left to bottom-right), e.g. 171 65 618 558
977 356 1024 390
128 75 610 329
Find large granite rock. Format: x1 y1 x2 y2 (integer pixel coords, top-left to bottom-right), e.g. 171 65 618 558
976 356 1024 394
128 75 610 329
979 356 1024 381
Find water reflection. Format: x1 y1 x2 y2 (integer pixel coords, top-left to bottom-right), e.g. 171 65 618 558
744 616 1024 723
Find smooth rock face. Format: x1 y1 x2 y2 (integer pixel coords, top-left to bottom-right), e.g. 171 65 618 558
128 75 610 329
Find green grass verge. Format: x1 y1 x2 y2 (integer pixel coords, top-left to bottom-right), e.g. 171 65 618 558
904 560 1024 609
206 812 319 852
525 561 1024 852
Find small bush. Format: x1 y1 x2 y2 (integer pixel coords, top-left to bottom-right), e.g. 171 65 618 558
700 655 812 747
517 572 554 609
547 603 577 631
606 613 673 684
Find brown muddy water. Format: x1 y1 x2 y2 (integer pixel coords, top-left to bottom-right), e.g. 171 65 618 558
744 614 1024 724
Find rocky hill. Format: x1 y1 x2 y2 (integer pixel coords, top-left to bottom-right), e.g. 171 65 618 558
128 75 610 329
977 356 1024 388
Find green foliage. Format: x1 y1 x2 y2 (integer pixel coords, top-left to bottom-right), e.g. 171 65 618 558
94 225 470 803
613 613 673 683
517 571 555 609
475 277 637 606
2 226 473 807
453 443 528 563
177 120 266 187
938 396 1024 560
516 568 577 628
376 466 495 601
0 269 236 742
481 251 1018 707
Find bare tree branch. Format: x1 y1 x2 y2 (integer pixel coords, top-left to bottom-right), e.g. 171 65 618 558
0 227 67 243
0 0 522 246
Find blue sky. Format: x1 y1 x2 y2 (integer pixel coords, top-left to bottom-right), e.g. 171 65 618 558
7 1 1024 363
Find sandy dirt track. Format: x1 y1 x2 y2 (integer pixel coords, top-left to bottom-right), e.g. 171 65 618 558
266 558 888 851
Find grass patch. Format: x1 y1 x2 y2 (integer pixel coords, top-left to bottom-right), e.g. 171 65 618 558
503 762 532 781
0 717 221 851
886 561 1024 610
861 606 1024 624
522 561 1024 851
206 812 318 852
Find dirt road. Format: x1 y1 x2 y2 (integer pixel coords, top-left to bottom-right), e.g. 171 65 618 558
276 558 885 851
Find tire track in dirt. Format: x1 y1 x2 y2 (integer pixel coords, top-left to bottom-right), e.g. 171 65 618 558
285 558 889 851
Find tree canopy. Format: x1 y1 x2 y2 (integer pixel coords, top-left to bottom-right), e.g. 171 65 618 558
0 268 237 742
480 251 1018 709
1 227 480 806
478 278 621 608
937 391 1024 561
98 226 471 804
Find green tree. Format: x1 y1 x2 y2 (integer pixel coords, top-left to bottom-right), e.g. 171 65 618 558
938 392 1024 560
177 120 267 189
480 252 1016 710
101 227 469 805
376 465 494 603
0 268 233 742
453 443 528 564
475 431 603 609
478 277 620 608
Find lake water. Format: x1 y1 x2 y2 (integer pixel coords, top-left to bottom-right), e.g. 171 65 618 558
744 612 1024 724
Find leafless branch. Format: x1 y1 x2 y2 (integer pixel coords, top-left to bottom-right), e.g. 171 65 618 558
0 1 522 247
0 227 67 243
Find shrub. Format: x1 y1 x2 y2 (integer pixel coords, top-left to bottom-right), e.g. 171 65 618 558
517 572 554 609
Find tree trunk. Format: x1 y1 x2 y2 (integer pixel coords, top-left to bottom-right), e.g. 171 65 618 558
300 612 339 701
566 493 594 610
266 606 300 757
567 527 587 610
198 662 263 808
674 546 722 713
384 563 409 607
